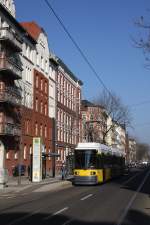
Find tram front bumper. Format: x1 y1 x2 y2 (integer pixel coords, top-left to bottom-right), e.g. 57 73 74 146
73 175 98 185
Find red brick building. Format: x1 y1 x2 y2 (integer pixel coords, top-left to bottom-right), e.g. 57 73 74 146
56 58 83 173
81 100 107 143
20 21 58 178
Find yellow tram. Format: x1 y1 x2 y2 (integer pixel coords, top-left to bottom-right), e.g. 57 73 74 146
73 142 125 185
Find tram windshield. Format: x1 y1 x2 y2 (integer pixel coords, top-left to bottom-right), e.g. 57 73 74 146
74 150 97 169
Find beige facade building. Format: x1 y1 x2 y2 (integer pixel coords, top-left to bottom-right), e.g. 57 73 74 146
128 138 136 163
105 118 126 156
56 58 83 172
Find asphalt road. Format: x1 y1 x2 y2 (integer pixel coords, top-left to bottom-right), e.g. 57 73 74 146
0 167 150 225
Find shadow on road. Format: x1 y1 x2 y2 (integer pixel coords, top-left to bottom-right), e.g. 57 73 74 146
111 167 150 196
0 209 149 225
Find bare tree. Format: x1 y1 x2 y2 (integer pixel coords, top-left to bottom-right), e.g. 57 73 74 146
133 14 150 67
94 90 132 144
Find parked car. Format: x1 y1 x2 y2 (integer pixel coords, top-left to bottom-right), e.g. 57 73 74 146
13 165 26 176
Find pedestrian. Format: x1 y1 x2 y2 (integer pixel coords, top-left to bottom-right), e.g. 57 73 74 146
61 164 65 180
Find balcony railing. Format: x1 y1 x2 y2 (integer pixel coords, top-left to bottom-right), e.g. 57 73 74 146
0 56 22 79
0 122 21 136
0 27 22 52
0 87 22 105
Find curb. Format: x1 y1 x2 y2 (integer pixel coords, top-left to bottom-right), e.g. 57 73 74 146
0 177 73 195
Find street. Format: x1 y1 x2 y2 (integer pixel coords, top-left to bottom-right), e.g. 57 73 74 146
0 168 150 225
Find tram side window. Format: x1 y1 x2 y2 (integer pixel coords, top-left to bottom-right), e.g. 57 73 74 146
103 154 110 168
96 154 103 169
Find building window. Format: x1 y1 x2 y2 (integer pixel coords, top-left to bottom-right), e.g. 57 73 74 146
0 81 4 91
35 75 38 88
14 151 18 160
6 151 9 159
40 101 43 114
35 98 38 111
36 52 39 66
24 145 27 160
48 149 51 160
44 125 47 138
45 81 47 94
30 49 33 61
26 120 30 134
26 45 30 58
29 145 32 155
41 79 43 91
41 56 44 70
57 149 60 161
44 103 47 116
49 84 54 98
45 60 48 73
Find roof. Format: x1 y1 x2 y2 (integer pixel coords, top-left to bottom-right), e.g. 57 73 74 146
20 21 45 41
82 100 95 107
82 100 105 109
57 57 83 86
75 142 125 156
0 3 36 44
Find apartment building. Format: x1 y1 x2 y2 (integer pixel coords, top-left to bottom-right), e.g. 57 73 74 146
0 0 83 177
0 0 33 176
56 58 83 172
20 21 58 177
112 123 126 155
81 100 107 143
0 1 58 177
128 138 136 163
105 116 127 157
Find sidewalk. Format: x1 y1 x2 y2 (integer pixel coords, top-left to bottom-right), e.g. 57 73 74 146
0 175 73 195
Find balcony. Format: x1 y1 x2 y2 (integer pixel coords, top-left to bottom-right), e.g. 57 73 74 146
0 122 21 136
0 87 22 106
0 27 22 52
0 56 22 79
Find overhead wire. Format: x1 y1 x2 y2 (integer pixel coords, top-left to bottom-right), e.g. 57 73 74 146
43 0 150 134
128 100 150 108
44 0 150 109
43 0 114 100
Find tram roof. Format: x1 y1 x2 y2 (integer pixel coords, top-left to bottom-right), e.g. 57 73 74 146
75 142 125 157
75 142 110 154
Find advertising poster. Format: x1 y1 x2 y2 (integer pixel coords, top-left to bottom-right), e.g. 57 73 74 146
32 137 42 182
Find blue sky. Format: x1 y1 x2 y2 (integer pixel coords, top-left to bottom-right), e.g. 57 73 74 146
15 0 150 144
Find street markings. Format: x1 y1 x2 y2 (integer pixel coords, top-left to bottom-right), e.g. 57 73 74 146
62 218 74 225
122 172 139 185
80 193 93 201
53 207 69 215
117 169 150 225
7 196 16 199
44 206 69 220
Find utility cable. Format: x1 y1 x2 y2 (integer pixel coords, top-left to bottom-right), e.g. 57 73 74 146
43 0 114 100
128 100 150 108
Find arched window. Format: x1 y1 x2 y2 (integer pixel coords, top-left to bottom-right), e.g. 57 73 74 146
44 125 47 138
35 98 38 111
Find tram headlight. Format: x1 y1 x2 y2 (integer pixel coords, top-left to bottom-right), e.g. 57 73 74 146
90 171 96 175
74 171 79 175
